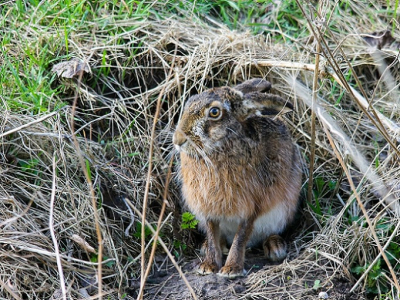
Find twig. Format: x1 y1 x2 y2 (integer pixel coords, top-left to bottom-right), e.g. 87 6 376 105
288 77 399 210
126 199 199 300
249 60 318 72
73 112 113 136
137 157 174 299
139 47 177 299
0 239 114 266
0 110 60 138
306 1 322 205
49 154 67 300
330 72 400 136
0 1 15 7
70 67 103 299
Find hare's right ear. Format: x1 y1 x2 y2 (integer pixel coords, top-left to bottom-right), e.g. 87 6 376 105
234 78 272 94
238 93 293 120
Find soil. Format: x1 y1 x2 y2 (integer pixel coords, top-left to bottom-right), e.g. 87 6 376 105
132 249 360 300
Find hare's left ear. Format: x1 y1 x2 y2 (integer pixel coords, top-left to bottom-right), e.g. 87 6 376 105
240 93 293 119
234 78 272 94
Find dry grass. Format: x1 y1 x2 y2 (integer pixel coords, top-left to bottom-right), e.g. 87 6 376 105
0 1 399 299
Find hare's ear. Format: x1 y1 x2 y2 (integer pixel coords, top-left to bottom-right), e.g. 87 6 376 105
241 93 293 118
234 78 272 94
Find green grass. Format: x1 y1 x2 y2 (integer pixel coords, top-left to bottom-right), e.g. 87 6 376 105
0 0 349 114
0 0 155 114
161 0 308 38
6 0 393 115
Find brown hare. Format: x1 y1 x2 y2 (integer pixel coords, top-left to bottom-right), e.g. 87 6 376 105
173 78 302 278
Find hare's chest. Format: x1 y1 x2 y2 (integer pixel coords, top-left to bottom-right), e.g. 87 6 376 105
179 155 255 218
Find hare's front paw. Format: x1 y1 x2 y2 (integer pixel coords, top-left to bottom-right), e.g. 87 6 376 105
263 234 287 262
197 261 219 275
217 264 246 279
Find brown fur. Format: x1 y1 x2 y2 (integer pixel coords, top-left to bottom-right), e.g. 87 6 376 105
173 79 302 278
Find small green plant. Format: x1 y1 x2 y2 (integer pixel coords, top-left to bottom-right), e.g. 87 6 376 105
90 254 115 268
171 212 199 258
133 222 158 241
351 260 389 295
85 159 92 180
18 158 41 175
181 212 199 230
307 176 337 217
173 240 187 251
312 279 321 290
173 240 188 258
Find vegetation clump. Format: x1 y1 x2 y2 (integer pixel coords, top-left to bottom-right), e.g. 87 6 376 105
0 1 399 299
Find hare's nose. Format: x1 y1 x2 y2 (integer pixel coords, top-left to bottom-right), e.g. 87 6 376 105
173 129 187 151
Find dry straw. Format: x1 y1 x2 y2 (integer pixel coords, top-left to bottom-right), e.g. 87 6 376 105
0 1 399 299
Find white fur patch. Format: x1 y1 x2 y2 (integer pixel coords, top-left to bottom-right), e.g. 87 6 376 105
218 202 289 247
233 89 243 98
242 99 257 109
222 101 231 112
193 120 204 137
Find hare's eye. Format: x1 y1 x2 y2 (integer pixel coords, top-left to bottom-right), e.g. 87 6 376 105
208 107 221 119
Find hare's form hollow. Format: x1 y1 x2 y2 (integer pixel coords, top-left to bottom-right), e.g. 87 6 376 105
173 78 302 278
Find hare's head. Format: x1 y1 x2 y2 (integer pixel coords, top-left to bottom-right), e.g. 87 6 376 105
173 79 293 158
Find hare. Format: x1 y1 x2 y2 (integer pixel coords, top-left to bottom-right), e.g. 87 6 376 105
173 78 302 278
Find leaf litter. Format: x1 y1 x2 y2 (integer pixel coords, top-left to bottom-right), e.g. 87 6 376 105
52 58 91 78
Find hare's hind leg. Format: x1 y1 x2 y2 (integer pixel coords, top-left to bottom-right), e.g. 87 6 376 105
218 218 254 278
198 220 222 275
263 235 287 262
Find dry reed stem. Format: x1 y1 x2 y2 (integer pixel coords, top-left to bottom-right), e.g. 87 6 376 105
307 9 400 157
137 157 174 299
306 0 322 206
49 155 67 300
284 0 400 147
0 110 60 138
70 69 103 299
248 58 399 157
139 51 177 299
330 72 400 134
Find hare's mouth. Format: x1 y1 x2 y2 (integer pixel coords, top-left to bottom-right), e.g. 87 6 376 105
174 141 197 156
175 142 208 159
174 141 187 152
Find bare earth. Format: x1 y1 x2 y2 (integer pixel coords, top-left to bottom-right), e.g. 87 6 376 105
138 249 359 300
